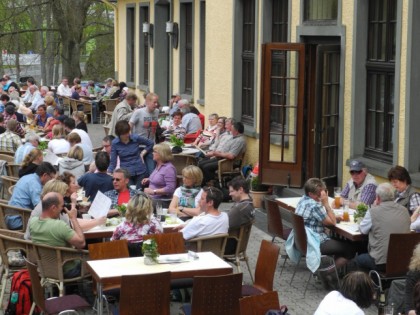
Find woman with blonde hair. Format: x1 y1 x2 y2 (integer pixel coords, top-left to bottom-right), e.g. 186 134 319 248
141 143 177 207
48 124 70 155
111 192 163 256
44 95 57 116
58 146 85 179
169 165 203 220
19 148 43 178
72 111 88 133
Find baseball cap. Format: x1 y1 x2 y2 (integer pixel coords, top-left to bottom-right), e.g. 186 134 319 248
349 160 365 172
57 115 68 123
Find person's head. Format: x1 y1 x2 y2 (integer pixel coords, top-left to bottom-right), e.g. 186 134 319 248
102 135 115 155
111 80 118 87
35 162 56 185
125 92 138 107
217 116 226 130
73 84 82 93
67 145 84 161
61 77 69 86
179 100 190 113
119 81 127 90
172 111 183 125
58 171 78 195
409 244 420 271
67 132 81 146
95 151 110 172
225 118 235 132
375 182 395 203
22 148 43 168
6 119 18 132
145 92 159 112
41 192 64 219
152 143 173 163
37 105 47 117
200 186 223 212
63 117 76 131
29 85 38 94
105 77 113 87
348 160 368 186
51 124 66 140
5 104 15 116
115 120 130 141
27 77 35 86
25 132 40 147
0 94 10 105
112 168 130 192
303 178 326 202
72 111 86 124
73 77 81 85
228 177 250 201
44 95 55 107
125 192 154 224
40 86 49 97
231 122 244 136
339 271 375 309
54 106 64 118
182 165 203 187
388 165 411 192
41 179 68 198
208 113 219 127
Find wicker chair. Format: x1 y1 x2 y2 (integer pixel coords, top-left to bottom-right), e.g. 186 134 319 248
0 175 18 199
186 233 229 258
0 202 32 232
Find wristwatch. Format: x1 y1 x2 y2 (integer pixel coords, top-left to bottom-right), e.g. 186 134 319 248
153 189 157 195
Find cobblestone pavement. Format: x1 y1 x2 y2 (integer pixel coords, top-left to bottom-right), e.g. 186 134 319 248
0 124 378 314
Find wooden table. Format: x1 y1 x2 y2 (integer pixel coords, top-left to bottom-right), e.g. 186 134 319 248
87 252 233 315
276 197 367 242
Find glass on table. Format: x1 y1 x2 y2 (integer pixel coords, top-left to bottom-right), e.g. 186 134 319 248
334 187 342 208
156 201 163 221
342 199 350 222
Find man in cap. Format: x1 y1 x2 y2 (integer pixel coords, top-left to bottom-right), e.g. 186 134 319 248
332 159 377 209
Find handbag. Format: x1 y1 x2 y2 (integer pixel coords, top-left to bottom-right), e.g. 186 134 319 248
265 305 290 315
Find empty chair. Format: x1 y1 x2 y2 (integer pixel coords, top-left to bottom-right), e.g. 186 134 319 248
25 258 90 315
242 240 280 296
181 272 243 315
1 175 18 199
119 272 171 315
265 197 292 275
186 233 229 258
143 232 185 255
239 291 280 315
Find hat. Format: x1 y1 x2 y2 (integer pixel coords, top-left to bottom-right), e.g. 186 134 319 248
57 115 68 123
349 160 365 172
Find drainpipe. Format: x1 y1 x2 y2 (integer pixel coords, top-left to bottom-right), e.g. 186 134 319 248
101 0 119 80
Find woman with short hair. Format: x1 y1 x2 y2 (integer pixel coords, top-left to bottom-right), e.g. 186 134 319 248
388 165 420 214
58 146 85 180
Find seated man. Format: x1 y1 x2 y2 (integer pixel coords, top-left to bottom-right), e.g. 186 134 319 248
332 160 377 210
356 182 411 271
0 119 22 152
104 168 137 216
8 162 56 229
14 132 40 164
180 186 229 240
198 121 246 185
225 177 255 254
78 152 114 200
29 192 85 278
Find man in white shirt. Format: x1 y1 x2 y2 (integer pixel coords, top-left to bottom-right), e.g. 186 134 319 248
29 86 49 111
63 117 93 149
22 85 39 104
57 78 72 97
180 186 229 240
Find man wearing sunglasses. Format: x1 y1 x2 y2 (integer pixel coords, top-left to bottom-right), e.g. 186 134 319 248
332 160 377 210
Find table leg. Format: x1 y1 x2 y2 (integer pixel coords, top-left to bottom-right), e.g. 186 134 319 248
96 281 103 315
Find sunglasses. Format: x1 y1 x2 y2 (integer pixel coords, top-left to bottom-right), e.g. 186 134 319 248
112 178 122 181
350 170 363 175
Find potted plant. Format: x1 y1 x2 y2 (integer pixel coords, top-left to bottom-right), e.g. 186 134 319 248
249 176 269 209
142 238 159 265
354 203 368 224
116 203 128 217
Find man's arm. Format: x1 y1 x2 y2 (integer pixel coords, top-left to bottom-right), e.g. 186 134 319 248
359 183 377 206
65 206 86 249
320 191 336 226
358 209 372 234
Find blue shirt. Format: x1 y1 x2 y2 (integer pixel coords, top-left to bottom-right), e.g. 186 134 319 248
108 134 153 176
14 142 36 164
295 195 329 243
78 172 114 201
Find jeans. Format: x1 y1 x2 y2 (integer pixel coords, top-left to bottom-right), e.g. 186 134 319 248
144 152 156 176
5 215 23 230
354 253 378 271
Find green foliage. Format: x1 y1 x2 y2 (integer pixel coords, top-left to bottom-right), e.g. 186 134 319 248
37 141 48 151
116 203 127 217
169 135 184 147
354 203 368 222
142 238 159 262
250 176 269 192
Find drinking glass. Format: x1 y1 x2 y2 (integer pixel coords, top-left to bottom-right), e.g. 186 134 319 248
156 202 163 221
334 187 342 208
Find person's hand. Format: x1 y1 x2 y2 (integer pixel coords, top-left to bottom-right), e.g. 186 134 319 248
107 209 119 217
70 192 78 204
141 178 149 185
95 216 107 226
173 224 186 231
320 190 329 205
64 206 78 221
206 151 214 157
144 187 153 195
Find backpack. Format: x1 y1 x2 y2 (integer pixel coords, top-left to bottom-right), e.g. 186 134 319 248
5 270 35 315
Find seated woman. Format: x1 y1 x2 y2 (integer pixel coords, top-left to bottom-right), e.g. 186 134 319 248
71 84 82 100
19 148 43 178
162 111 186 140
388 165 420 214
168 165 203 221
45 95 57 116
193 113 219 150
24 178 106 240
141 143 177 208
314 271 375 315
33 105 52 128
72 111 88 133
58 146 85 180
111 192 163 256
48 124 70 155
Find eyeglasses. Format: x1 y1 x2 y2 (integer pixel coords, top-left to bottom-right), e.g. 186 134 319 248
112 178 122 182
350 170 363 175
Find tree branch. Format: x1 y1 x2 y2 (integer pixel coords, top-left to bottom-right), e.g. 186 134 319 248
81 31 113 46
0 28 59 38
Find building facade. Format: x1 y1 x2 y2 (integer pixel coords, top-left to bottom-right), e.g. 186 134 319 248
112 0 420 190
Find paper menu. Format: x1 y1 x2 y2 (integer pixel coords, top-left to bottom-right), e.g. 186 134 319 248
88 191 111 218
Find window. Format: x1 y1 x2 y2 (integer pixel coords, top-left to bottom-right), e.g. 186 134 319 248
126 6 135 84
181 3 193 95
139 6 149 86
304 0 338 22
270 0 289 132
364 0 396 163
199 1 206 101
241 0 255 125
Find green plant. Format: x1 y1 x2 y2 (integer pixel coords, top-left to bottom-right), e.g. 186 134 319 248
116 203 128 217
354 203 368 222
250 176 269 192
169 134 184 147
37 141 48 151
142 238 159 262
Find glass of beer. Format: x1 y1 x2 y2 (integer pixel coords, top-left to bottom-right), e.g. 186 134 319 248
334 187 342 208
342 199 350 221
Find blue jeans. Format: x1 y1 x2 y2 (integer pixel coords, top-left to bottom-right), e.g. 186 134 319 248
354 253 378 271
144 152 156 176
5 215 23 230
